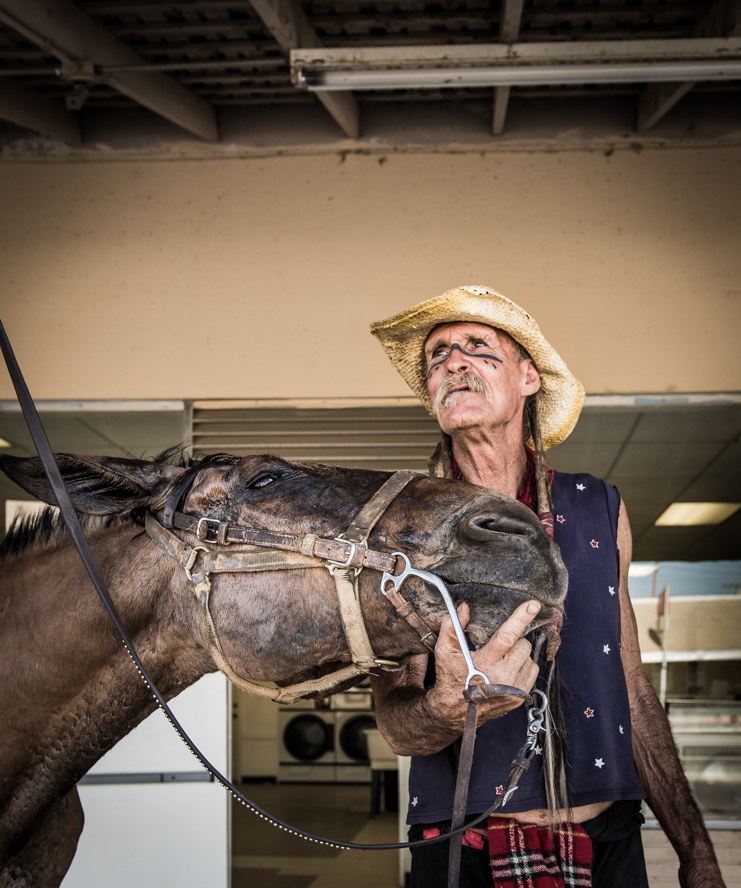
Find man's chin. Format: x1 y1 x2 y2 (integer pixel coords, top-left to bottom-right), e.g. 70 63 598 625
437 400 493 433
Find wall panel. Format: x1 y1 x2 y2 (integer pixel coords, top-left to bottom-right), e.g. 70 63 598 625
0 148 739 400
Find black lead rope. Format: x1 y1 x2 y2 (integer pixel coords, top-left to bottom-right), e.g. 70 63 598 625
0 317 543 856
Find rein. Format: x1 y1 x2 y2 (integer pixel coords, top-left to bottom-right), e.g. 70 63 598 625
0 317 547 871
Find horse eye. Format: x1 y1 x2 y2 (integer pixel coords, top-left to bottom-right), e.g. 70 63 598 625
248 473 277 490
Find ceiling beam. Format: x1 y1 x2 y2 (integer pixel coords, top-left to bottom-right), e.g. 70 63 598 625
636 80 697 133
492 85 511 136
0 0 218 141
637 0 741 133
499 0 526 43
249 0 359 138
0 78 80 144
493 0 526 135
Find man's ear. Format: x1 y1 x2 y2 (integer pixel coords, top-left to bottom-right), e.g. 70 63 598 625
0 453 181 516
522 360 541 397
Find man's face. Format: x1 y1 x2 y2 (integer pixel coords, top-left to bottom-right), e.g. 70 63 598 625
424 322 540 436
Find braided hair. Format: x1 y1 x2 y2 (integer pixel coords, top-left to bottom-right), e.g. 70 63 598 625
515 346 552 517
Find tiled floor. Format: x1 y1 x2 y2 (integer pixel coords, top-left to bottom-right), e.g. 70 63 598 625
232 783 398 888
642 828 740 888
233 784 740 888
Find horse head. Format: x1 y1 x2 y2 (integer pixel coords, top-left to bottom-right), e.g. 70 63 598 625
1 451 567 693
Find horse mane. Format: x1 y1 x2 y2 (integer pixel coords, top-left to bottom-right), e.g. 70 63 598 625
0 448 242 562
0 507 107 561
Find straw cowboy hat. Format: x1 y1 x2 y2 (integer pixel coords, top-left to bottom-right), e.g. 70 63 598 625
370 285 585 450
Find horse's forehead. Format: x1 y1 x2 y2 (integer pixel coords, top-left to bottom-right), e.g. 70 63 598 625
229 457 352 484
227 455 290 478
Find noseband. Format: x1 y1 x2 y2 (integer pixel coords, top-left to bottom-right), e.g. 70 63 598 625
145 469 441 704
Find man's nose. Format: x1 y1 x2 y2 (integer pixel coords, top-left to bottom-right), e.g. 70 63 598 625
445 347 469 374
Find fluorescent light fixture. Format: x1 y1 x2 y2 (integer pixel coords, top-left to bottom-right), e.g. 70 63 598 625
295 59 741 91
628 563 658 578
0 436 10 447
655 503 741 526
291 38 741 91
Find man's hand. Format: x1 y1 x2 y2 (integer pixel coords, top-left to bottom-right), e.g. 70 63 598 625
371 598 542 755
427 599 541 727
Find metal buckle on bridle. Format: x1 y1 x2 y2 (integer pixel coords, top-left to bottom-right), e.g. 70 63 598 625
326 536 367 574
196 517 221 544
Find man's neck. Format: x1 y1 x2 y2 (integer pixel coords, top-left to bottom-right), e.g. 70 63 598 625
450 423 527 499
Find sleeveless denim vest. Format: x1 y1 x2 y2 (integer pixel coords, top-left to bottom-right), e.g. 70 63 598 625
407 471 645 823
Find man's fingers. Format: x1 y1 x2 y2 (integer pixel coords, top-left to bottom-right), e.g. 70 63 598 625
456 602 470 627
438 602 470 644
489 600 541 655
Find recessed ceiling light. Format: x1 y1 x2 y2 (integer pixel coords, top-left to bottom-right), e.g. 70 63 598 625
0 437 11 448
655 503 741 526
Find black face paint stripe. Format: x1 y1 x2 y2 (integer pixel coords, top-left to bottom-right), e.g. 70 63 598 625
427 343 503 378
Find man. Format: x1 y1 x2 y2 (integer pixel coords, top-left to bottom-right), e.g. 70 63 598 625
369 286 725 888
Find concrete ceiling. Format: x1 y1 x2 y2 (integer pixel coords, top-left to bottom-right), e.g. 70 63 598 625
0 0 740 155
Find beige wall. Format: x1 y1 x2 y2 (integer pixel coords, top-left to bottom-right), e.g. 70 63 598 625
1 147 739 401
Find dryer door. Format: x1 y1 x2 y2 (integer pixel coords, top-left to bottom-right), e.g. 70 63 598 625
338 714 376 763
283 714 334 762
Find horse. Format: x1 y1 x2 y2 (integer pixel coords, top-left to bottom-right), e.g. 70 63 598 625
0 450 568 888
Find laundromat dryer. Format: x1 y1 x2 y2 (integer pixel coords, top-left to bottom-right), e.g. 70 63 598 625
334 692 377 784
278 690 376 783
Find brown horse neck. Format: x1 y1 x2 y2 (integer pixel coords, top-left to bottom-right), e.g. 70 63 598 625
0 520 211 853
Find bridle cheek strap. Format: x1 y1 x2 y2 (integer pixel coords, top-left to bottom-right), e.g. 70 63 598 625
330 566 411 671
328 468 435 672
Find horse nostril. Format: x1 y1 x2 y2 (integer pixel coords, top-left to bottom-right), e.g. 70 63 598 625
462 510 537 542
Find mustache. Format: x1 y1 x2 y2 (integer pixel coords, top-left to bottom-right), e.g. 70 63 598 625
432 371 491 412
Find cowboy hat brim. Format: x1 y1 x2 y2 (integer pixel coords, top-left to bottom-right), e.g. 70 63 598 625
370 286 585 450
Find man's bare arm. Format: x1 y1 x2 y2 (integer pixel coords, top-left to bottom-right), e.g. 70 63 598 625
617 501 725 888
371 599 541 756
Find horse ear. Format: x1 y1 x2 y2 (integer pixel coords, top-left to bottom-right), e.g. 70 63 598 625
0 453 180 516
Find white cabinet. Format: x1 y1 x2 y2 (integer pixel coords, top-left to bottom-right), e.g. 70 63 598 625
64 674 230 888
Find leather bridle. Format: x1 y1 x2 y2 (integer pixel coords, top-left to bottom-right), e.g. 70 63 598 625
145 467 439 704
